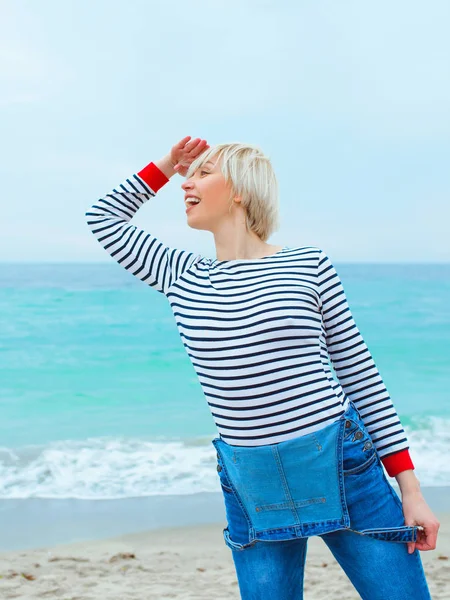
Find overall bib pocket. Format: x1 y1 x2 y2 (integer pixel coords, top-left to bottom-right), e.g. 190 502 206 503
212 400 420 551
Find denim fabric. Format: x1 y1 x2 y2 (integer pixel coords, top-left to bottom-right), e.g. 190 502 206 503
212 400 431 599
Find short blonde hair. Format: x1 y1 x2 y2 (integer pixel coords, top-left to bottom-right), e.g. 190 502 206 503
185 142 280 242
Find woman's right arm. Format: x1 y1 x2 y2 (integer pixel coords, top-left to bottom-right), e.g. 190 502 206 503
85 138 209 296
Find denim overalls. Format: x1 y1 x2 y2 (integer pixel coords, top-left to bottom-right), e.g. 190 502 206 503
212 400 420 552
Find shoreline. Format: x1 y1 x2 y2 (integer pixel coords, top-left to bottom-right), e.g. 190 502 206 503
0 512 449 599
1 485 449 553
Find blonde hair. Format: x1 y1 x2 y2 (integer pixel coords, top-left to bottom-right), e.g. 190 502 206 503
185 142 280 242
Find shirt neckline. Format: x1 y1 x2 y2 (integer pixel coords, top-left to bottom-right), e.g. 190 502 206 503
211 245 290 265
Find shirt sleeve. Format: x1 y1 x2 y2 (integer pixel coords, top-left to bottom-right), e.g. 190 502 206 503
317 248 415 478
85 161 203 296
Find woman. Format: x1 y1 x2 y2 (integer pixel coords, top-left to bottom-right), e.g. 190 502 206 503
86 136 438 599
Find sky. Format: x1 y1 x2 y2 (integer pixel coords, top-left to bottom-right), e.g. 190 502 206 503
1 0 449 263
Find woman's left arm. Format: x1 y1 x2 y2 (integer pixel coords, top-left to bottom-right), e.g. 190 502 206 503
396 470 440 553
316 248 413 474
317 248 440 552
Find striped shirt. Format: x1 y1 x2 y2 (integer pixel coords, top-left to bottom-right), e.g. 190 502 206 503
85 161 414 477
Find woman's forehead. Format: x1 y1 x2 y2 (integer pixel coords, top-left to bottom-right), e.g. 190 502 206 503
192 157 219 173
204 160 218 168
186 153 220 178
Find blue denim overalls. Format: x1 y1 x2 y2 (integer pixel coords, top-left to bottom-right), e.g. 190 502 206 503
212 400 420 551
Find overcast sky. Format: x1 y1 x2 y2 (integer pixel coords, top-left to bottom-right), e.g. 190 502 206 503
1 0 449 263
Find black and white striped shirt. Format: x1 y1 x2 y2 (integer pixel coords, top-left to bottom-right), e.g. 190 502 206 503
85 162 414 476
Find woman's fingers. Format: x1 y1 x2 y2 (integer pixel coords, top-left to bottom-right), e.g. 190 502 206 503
176 136 209 157
180 140 209 165
172 137 210 176
185 138 204 154
183 137 199 150
176 136 192 148
411 523 440 552
422 524 439 550
176 136 209 149
191 140 209 156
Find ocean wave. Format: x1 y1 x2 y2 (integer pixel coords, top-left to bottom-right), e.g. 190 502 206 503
0 417 449 499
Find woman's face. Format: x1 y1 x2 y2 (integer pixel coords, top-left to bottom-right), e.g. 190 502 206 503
181 156 239 231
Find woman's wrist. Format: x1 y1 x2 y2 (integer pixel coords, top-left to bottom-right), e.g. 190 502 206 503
395 469 422 496
155 154 177 179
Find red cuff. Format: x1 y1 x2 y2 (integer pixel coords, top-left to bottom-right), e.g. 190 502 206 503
381 449 415 477
137 162 169 193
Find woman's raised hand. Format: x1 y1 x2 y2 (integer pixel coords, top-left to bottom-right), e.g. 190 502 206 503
170 136 210 177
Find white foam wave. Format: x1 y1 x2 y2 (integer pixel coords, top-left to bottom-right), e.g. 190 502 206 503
403 416 450 486
0 437 221 499
0 418 449 499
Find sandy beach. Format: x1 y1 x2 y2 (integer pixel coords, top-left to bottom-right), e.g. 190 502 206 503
0 511 448 599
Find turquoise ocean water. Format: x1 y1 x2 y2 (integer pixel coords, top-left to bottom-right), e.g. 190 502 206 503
1 261 449 503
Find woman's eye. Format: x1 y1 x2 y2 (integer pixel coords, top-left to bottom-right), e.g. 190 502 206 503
200 170 209 175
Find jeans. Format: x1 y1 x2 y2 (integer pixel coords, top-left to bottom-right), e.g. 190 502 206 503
212 401 431 599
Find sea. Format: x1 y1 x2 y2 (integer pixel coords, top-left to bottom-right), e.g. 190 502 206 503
1 261 449 550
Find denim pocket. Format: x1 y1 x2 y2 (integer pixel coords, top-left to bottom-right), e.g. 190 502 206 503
216 455 234 493
342 447 410 539
342 416 377 475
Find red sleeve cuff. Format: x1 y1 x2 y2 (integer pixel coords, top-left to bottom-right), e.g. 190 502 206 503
381 449 415 477
137 162 170 193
